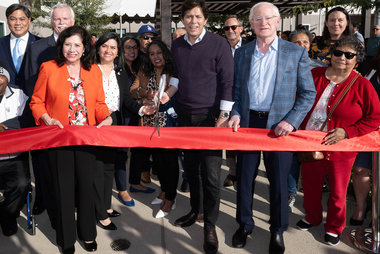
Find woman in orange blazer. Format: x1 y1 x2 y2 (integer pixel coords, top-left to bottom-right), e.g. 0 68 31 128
30 26 111 254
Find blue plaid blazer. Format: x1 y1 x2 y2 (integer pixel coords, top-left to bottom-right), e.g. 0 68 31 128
232 38 316 130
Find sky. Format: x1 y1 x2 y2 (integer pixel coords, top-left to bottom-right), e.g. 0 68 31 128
1 0 156 16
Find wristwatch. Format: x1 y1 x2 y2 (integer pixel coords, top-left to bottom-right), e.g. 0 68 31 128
219 112 230 119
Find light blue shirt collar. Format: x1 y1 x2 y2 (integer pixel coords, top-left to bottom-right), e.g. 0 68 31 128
184 28 206 46
255 36 279 53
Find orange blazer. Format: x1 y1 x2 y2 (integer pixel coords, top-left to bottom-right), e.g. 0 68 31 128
30 60 109 126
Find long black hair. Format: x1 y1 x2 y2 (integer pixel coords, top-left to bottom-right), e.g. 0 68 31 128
94 32 123 71
56 26 92 70
142 39 174 77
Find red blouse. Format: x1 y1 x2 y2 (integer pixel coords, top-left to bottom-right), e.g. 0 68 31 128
301 67 380 161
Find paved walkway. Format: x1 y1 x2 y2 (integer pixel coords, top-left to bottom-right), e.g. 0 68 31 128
1 159 364 253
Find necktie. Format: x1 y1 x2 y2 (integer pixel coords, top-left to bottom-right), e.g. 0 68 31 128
13 38 21 73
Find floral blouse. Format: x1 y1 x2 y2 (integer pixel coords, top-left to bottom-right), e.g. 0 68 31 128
68 77 88 125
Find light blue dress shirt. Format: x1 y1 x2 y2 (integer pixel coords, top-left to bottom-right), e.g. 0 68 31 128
248 36 278 112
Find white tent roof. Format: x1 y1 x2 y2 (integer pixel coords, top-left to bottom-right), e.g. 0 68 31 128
103 0 156 16
1 0 18 7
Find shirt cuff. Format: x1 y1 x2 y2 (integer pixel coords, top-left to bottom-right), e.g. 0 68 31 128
220 100 234 111
138 106 144 116
168 77 179 89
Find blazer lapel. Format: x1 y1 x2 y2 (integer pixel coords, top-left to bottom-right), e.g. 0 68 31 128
3 35 16 73
274 39 288 91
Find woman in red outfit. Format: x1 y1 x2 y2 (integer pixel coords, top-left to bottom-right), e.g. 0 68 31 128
296 36 380 246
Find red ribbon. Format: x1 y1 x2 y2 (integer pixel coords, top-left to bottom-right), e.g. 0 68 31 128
1 125 380 154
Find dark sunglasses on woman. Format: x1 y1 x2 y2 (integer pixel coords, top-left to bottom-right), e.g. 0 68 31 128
332 49 357 59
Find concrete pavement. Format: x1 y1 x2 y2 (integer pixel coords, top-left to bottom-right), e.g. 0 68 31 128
0 159 363 253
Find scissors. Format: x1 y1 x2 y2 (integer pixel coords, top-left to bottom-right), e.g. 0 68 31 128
150 74 167 139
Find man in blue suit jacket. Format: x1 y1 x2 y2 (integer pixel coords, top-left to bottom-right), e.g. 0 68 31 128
0 4 39 92
24 3 75 97
228 2 316 253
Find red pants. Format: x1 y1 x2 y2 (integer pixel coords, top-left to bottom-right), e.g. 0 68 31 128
301 158 355 235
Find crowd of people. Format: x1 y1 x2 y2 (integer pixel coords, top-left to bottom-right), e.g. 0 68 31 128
1 1 380 254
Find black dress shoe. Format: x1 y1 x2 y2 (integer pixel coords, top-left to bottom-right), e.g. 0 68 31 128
174 211 197 227
62 246 75 254
107 210 121 217
1 218 18 236
98 221 117 230
32 201 45 215
269 233 285 254
203 229 218 254
232 228 252 248
83 240 97 252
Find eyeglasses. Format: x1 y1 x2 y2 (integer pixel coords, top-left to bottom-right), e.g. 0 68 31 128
125 45 138 50
142 35 155 40
253 16 278 23
332 49 357 59
373 28 380 31
224 25 240 31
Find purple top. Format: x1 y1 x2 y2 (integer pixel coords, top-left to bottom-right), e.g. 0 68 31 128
171 31 234 114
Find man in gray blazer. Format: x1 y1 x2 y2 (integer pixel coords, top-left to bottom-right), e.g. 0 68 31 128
228 2 316 253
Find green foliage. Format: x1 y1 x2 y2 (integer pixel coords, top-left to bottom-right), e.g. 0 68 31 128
27 0 112 35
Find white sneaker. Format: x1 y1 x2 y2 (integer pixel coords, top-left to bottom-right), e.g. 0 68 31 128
151 197 163 205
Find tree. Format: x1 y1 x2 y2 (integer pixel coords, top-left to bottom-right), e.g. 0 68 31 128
293 0 379 14
26 0 112 35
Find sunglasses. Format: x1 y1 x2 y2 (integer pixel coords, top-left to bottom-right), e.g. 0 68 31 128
332 49 357 59
142 35 155 40
224 25 240 31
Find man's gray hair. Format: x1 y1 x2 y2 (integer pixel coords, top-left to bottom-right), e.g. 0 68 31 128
249 2 280 21
225 15 243 27
50 3 75 21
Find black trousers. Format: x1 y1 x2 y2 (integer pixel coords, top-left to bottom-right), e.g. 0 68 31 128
152 148 179 201
94 147 116 220
178 108 222 230
44 146 96 249
0 153 30 227
129 147 151 185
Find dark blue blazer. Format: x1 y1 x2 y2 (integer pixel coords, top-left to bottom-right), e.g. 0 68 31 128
24 34 56 97
0 32 40 91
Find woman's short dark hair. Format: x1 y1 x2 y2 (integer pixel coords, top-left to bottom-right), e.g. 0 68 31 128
94 32 123 71
318 7 353 49
6 4 31 19
121 36 141 74
330 36 365 63
289 29 312 43
142 40 174 77
181 0 209 19
56 26 92 70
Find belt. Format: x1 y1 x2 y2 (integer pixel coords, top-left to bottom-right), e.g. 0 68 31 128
250 110 269 119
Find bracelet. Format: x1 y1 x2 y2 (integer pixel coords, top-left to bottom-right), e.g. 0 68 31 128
136 87 142 99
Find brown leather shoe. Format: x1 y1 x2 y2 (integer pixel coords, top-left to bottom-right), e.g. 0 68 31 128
223 174 236 187
203 229 218 254
141 171 151 183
